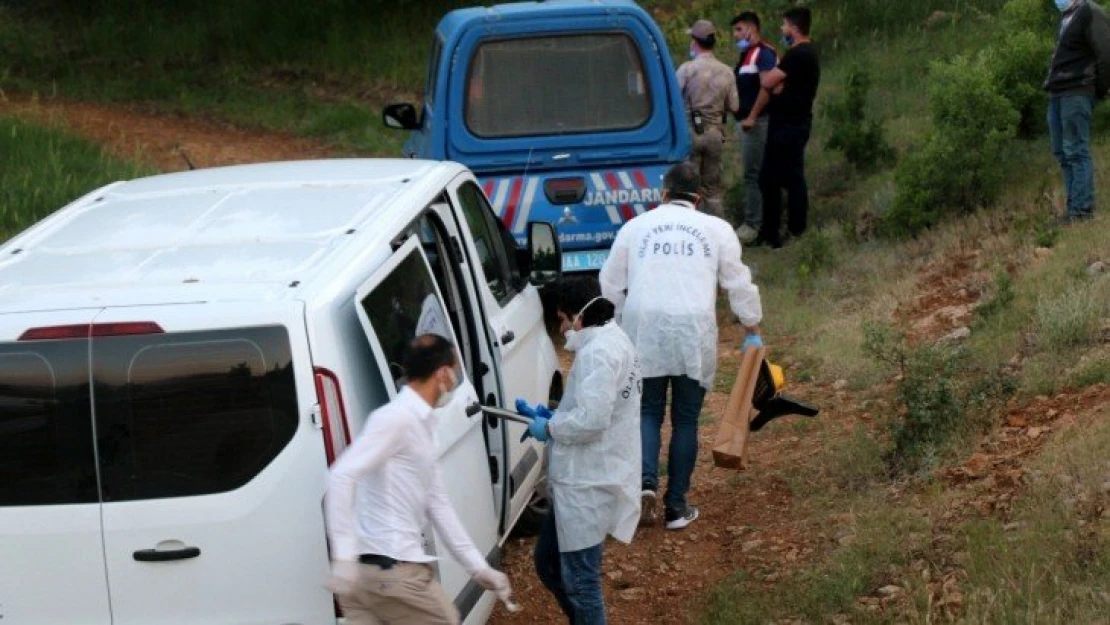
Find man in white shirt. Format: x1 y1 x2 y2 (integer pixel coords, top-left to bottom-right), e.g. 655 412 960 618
599 162 763 531
325 334 512 624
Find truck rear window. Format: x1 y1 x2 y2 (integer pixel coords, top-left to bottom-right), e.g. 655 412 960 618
465 33 652 138
0 342 98 506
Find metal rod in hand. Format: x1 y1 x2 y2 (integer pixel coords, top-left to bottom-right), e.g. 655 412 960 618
480 405 534 425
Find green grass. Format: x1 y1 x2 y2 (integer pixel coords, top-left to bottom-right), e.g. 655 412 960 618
0 114 153 241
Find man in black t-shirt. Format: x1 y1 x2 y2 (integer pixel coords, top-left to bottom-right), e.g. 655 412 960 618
757 7 821 248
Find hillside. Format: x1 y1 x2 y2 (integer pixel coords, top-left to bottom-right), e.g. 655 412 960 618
2 1 1108 623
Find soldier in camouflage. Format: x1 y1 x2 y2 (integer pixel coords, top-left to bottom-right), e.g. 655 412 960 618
676 19 740 220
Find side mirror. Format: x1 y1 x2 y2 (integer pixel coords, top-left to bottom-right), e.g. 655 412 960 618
383 103 420 130
527 222 562 286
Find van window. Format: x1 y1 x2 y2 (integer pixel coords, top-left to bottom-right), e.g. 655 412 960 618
466 33 652 138
93 326 298 501
456 182 522 305
358 245 463 391
425 35 444 108
0 341 97 506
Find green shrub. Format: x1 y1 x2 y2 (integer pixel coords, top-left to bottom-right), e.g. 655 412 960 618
823 67 896 172
794 228 837 282
862 322 967 473
1000 0 1058 35
886 56 1019 236
983 29 1055 137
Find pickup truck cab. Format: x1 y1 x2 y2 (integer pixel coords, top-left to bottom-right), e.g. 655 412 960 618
0 159 561 624
385 0 691 272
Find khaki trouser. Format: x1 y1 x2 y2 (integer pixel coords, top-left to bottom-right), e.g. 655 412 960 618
337 562 460 625
690 125 725 219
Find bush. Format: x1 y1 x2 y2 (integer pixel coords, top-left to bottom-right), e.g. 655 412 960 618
794 228 837 282
983 29 1055 137
862 322 967 473
886 56 1019 237
824 67 896 172
1000 0 1058 35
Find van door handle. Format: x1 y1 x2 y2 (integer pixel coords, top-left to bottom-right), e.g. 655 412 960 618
500 330 515 345
465 402 482 417
133 546 201 562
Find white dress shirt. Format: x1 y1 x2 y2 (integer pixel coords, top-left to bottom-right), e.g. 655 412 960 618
325 385 487 574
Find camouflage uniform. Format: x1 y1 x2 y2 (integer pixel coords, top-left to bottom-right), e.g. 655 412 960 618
676 52 740 219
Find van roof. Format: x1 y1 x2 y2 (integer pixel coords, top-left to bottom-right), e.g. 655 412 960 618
0 159 466 313
438 0 647 37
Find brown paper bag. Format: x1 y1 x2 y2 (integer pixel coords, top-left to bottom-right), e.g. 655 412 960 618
711 346 765 469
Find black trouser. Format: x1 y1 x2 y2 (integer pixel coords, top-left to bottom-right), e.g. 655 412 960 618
758 123 811 247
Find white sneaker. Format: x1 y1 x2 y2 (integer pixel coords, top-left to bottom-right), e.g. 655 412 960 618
736 224 759 244
640 490 658 526
664 505 700 530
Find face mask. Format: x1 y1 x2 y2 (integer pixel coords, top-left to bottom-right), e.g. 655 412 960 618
563 296 604 352
1056 0 1072 10
434 368 459 408
736 39 752 52
783 34 795 47
689 43 698 60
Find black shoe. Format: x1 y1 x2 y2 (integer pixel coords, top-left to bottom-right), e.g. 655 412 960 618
664 505 700 530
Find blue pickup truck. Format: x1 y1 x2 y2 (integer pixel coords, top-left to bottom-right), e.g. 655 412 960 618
384 0 691 272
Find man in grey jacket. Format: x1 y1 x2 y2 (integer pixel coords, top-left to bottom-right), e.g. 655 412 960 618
1045 0 1110 223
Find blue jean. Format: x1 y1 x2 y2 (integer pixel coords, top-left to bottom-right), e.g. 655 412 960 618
640 375 707 512
1048 94 1096 217
534 509 606 624
738 116 770 229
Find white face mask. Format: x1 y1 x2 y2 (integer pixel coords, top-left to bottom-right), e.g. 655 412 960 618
563 296 604 352
435 368 460 408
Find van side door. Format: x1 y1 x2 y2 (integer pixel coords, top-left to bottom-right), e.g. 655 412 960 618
448 177 558 531
353 236 499 622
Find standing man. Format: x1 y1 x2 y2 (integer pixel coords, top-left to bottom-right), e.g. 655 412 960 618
677 19 741 219
1045 0 1110 224
758 7 821 248
599 162 763 531
731 11 779 244
325 334 512 625
517 276 641 624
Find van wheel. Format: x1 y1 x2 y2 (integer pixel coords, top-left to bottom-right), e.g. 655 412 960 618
510 496 550 538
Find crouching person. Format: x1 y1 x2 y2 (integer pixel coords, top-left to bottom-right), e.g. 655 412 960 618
517 276 642 624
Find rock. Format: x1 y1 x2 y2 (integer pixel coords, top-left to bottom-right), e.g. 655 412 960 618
833 379 849 391
940 326 972 342
1086 260 1107 276
607 570 624 581
741 539 764 553
926 10 950 27
838 534 857 547
878 585 903 597
1005 414 1029 428
1027 427 1044 439
618 587 645 601
1034 247 1054 259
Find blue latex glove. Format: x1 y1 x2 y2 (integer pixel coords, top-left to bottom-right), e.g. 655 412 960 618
515 398 538 418
742 334 763 351
515 398 554 420
523 416 550 443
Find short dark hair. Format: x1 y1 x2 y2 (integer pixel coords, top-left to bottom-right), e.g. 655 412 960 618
664 161 701 201
693 34 716 50
784 7 811 36
402 334 457 381
731 11 761 30
553 276 615 329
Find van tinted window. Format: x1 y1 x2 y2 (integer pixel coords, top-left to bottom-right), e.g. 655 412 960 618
466 33 652 138
0 341 98 506
456 182 522 305
94 326 298 501
359 245 462 391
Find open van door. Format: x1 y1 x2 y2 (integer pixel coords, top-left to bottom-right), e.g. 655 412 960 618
353 236 499 621
0 310 111 625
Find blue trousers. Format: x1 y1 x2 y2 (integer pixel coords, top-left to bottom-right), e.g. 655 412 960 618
533 510 606 624
640 375 707 513
1048 94 1096 218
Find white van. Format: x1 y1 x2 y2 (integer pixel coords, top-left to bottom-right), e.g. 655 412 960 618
0 159 563 625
